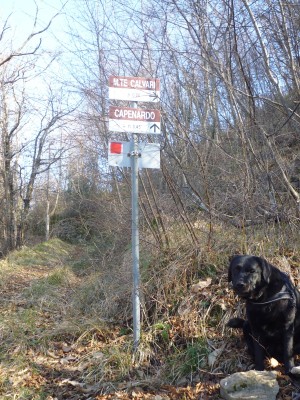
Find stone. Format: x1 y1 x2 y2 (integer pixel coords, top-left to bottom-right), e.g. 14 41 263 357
219 370 279 400
291 366 300 376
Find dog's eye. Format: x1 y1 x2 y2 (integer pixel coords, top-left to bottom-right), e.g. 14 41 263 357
248 269 256 274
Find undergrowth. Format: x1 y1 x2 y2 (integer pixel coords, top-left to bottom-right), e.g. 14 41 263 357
0 221 299 398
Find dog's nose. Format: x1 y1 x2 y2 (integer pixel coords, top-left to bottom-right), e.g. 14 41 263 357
235 282 246 290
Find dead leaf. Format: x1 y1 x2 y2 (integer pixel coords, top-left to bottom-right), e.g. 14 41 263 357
269 358 279 368
60 379 84 388
47 350 60 359
62 345 72 353
191 278 212 293
92 351 105 360
208 344 226 367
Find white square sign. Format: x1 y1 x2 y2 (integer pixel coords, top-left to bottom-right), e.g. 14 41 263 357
108 141 160 169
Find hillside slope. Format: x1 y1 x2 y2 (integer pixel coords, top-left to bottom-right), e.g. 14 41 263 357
0 238 298 399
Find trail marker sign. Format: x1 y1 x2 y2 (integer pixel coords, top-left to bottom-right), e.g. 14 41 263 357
107 75 161 351
109 76 160 102
109 106 161 134
108 141 160 169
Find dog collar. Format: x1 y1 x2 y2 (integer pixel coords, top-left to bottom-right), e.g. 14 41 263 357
249 284 295 306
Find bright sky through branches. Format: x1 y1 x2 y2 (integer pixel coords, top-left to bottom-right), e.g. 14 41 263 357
0 0 78 103
0 0 67 44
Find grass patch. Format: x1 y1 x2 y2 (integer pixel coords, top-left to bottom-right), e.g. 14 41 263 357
0 307 41 354
71 259 93 275
82 344 132 385
27 268 74 299
166 340 209 383
7 238 73 268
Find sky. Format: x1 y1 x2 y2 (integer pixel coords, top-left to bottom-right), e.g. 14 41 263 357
0 0 73 66
0 0 67 37
0 0 80 102
0 0 78 166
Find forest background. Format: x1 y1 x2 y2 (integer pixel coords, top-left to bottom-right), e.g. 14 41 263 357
0 0 300 398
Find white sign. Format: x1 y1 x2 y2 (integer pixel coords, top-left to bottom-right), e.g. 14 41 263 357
109 76 160 102
109 106 161 134
108 141 160 169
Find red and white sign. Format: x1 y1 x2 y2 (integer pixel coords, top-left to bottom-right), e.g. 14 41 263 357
108 141 130 168
109 76 160 102
109 106 161 134
108 141 160 169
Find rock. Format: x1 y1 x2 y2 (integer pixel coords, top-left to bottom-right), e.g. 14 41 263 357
220 370 279 400
291 366 300 376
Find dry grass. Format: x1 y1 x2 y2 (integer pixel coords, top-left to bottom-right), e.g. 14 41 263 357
0 221 299 398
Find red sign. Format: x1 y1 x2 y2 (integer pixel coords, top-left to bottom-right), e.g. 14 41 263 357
110 142 122 154
109 106 160 122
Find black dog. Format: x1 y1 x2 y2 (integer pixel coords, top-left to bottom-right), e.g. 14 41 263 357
228 255 300 374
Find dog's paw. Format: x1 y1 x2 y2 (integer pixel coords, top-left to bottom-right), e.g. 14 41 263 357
227 317 245 329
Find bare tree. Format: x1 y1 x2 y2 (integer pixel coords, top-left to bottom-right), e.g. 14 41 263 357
64 0 300 251
0 7 75 253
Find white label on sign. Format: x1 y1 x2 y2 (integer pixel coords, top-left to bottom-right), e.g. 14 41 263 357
109 87 159 102
109 119 161 134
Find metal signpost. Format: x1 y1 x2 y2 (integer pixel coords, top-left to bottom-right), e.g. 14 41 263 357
108 75 161 350
131 106 140 349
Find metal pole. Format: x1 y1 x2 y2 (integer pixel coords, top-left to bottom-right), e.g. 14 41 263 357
131 102 140 350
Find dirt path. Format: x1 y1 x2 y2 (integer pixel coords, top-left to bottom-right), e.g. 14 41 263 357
0 255 222 399
0 263 90 399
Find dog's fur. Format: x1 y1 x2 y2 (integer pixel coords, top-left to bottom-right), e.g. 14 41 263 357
228 255 300 374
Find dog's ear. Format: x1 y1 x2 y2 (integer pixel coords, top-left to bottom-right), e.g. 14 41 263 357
228 254 239 282
228 265 232 282
229 254 237 263
256 256 272 283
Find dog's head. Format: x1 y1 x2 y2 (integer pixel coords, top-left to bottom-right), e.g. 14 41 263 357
228 255 272 299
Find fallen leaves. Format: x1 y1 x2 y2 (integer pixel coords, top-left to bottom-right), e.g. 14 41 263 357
94 382 220 400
